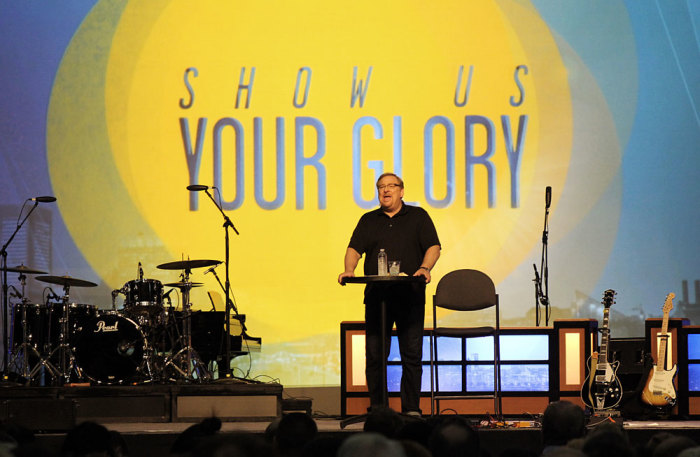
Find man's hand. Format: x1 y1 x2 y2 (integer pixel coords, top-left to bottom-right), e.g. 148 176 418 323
339 248 361 285
338 271 355 285
413 268 431 284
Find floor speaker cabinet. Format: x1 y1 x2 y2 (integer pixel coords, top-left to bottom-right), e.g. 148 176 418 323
609 337 647 391
1 398 77 432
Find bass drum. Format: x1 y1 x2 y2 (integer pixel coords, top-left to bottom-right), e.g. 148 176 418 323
75 313 146 384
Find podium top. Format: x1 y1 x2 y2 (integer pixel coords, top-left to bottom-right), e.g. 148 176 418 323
341 275 426 285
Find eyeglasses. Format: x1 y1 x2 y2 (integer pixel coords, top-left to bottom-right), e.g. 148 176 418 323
377 183 401 190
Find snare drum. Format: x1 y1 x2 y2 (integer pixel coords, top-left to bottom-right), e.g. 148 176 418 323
74 313 146 384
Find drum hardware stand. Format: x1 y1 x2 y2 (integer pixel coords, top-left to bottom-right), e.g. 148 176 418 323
163 269 211 382
6 273 52 384
44 285 82 385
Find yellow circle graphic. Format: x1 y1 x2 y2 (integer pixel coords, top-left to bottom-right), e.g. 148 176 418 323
44 0 620 386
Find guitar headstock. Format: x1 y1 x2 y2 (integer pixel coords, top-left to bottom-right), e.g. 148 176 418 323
662 293 675 314
602 289 617 309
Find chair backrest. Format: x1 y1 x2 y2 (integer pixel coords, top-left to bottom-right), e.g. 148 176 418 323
434 269 496 312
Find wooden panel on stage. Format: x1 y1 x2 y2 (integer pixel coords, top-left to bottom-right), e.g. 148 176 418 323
176 395 278 421
553 319 597 394
1 398 77 432
173 383 282 422
689 397 700 416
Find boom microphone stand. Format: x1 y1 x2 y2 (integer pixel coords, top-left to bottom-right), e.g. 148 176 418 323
186 185 239 379
534 187 551 326
1 197 56 378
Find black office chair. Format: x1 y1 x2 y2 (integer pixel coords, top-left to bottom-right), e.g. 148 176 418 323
429 269 501 416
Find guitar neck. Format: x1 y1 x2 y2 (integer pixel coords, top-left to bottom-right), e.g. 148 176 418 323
599 308 610 362
657 311 671 370
655 293 675 372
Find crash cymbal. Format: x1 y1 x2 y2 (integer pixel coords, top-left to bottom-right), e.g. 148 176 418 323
164 281 203 288
1 264 47 275
157 259 221 270
35 275 98 288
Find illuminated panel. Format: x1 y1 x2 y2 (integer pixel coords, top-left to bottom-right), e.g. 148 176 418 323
690 334 700 392
436 365 463 392
437 337 462 361
690 365 700 392
565 331 582 385
351 334 366 387
466 337 494 361
501 364 549 391
501 334 549 360
466 365 495 391
688 334 700 359
653 331 674 367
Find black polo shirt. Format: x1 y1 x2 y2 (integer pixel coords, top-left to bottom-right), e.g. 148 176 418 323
348 202 440 305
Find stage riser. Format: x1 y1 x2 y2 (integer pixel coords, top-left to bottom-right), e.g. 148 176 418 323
0 383 282 430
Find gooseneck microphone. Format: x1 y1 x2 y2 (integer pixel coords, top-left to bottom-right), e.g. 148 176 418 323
186 185 210 191
30 196 57 203
545 186 552 209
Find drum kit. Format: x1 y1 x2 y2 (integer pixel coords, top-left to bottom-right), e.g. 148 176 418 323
4 259 223 386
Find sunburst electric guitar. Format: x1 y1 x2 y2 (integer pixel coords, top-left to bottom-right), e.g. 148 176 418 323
641 293 677 407
581 289 623 410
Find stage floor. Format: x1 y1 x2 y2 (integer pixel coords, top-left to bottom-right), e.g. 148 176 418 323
2 382 698 456
27 418 700 457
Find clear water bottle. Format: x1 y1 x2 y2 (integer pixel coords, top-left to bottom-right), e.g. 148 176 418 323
378 249 388 276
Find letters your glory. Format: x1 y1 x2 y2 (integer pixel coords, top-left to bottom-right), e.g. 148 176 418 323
180 66 528 212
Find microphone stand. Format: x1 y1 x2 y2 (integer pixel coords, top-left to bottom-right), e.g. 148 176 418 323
201 189 239 379
535 196 551 326
1 201 40 379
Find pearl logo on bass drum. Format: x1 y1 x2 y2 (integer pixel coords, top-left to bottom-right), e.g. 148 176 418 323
94 320 119 332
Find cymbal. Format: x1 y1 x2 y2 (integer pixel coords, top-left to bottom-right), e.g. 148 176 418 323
1 264 47 275
164 281 203 289
157 259 221 270
35 275 98 288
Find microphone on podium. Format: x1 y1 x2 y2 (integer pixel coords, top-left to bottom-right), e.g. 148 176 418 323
186 185 210 191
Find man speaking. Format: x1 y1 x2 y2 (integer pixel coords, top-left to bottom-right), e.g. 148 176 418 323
338 172 441 417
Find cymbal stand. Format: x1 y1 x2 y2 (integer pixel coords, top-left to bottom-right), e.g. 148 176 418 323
7 273 51 383
43 284 81 384
164 268 210 382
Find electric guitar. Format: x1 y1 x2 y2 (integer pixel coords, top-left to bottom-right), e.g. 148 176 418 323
581 289 623 410
641 293 677 407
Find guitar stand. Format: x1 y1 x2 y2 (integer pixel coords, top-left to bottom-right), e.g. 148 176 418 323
587 408 621 428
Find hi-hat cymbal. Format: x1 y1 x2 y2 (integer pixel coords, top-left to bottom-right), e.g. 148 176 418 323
164 281 203 289
157 259 221 270
35 275 98 288
1 264 47 275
